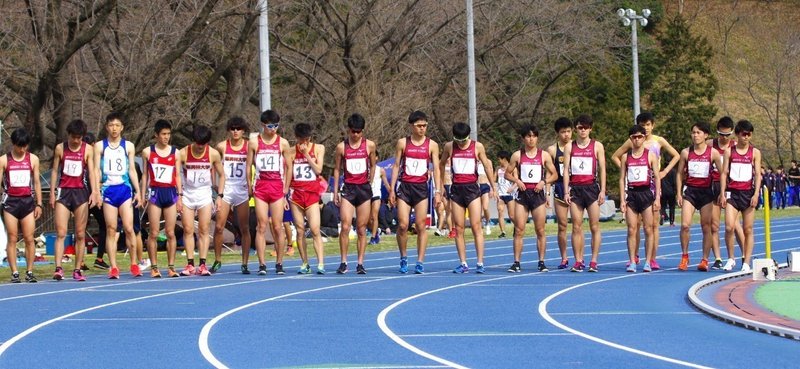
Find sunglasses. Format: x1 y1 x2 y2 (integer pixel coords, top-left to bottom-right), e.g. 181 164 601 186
629 134 645 140
454 136 469 142
350 129 363 134
738 131 752 137
717 131 732 137
264 123 279 130
576 126 591 131
230 127 244 132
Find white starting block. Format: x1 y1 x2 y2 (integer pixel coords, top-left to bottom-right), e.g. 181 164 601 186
789 252 800 272
752 258 778 281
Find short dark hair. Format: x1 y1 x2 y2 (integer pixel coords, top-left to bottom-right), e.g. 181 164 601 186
294 123 313 139
792 160 798 165
105 112 125 124
10 128 30 147
717 116 734 130
452 122 470 139
498 150 511 161
554 117 572 132
154 119 172 134
692 121 711 134
518 123 539 137
636 111 654 125
83 132 96 144
66 119 88 137
192 125 212 145
574 114 593 128
735 119 754 134
408 110 428 124
628 125 646 136
260 110 280 124
226 117 247 131
347 114 366 130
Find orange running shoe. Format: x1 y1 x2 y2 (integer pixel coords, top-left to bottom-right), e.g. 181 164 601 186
678 254 689 271
168 267 180 278
150 268 162 278
697 259 709 272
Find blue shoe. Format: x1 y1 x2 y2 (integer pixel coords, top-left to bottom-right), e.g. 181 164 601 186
475 264 485 274
453 264 469 274
399 257 408 274
297 263 311 274
414 262 424 274
316 265 326 275
375 234 381 243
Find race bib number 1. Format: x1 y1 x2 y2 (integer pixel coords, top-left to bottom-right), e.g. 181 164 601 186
63 159 83 177
346 158 367 175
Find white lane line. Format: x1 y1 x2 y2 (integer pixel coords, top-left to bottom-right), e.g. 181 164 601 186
198 277 396 369
399 333 571 338
64 317 213 321
550 311 702 316
275 298 398 302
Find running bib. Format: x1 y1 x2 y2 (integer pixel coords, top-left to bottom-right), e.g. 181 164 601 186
627 165 648 183
477 163 487 175
452 157 476 175
293 163 316 181
520 164 542 183
186 169 210 186
62 159 83 177
103 149 127 176
729 162 753 182
570 157 592 176
256 153 280 172
8 170 31 187
151 163 174 184
404 158 427 176
224 161 245 180
687 161 710 178
346 158 367 175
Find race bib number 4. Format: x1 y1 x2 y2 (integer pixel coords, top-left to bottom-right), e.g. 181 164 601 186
63 159 83 177
256 153 279 172
346 158 367 175
627 165 648 183
729 162 753 182
151 163 174 184
452 157 476 175
687 161 710 178
570 156 592 176
520 164 542 183
9 169 31 187
404 158 427 176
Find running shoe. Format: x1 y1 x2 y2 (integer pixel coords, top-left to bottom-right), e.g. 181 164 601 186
336 262 348 274
241 265 251 275
399 257 409 274
484 224 491 235
210 260 222 273
368 236 379 245
275 263 285 275
447 229 456 238
697 259 709 272
475 264 485 274
649 259 661 271
558 259 569 269
25 271 38 283
414 262 424 274
297 263 311 274
150 268 162 278
722 258 736 272
130 264 143 277
570 261 585 273
538 261 549 272
198 264 211 276
453 264 469 274
316 265 326 275
356 264 367 274
180 264 195 277
498 232 506 238
434 228 445 237
108 267 120 279
53 267 64 281
139 259 151 269
285 246 295 256
80 263 90 271
257 264 267 275
10 272 21 283
94 259 110 270
73 269 86 281
741 263 751 273
634 254 640 265
711 259 723 270
642 262 652 273
507 261 521 273
626 262 636 273
588 261 599 273
678 254 689 271
168 267 180 278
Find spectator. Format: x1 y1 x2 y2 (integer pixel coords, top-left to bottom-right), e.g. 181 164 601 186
788 160 800 206
774 166 788 209
660 165 677 226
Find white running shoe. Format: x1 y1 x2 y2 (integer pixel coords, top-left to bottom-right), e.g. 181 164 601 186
484 224 491 235
741 263 751 273
722 258 736 272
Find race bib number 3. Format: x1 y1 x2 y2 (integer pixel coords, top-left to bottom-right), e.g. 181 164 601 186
293 163 316 181
9 170 31 187
687 161 710 178
729 162 753 182
63 159 83 177
151 163 174 184
346 158 367 175
520 164 542 183
627 165 648 183
452 157 476 175
570 156 592 176
405 158 427 176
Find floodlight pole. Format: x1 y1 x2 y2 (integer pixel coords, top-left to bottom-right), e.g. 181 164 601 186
258 0 271 111
617 8 650 123
466 0 477 140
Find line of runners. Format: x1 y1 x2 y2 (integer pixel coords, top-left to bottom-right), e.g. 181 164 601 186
2 110 760 282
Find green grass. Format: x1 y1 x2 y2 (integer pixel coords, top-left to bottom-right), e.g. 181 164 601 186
4 206 800 283
754 275 800 321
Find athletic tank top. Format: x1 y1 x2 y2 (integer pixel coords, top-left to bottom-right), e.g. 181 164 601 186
343 139 369 185
223 140 248 186
519 148 544 190
255 135 283 181
4 152 33 197
59 142 87 189
451 141 478 184
728 145 755 191
626 148 651 188
685 145 713 188
100 139 130 188
291 144 318 191
183 145 212 190
711 138 733 182
569 140 596 185
555 143 566 182
147 145 177 188
400 137 430 183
